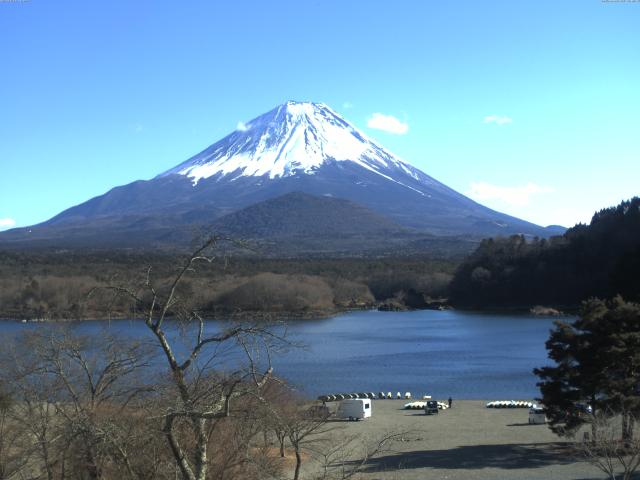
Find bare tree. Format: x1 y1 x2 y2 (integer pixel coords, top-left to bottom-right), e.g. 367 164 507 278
0 389 32 480
257 379 298 459
311 430 407 480
285 403 333 480
1 328 157 480
94 236 287 480
2 358 61 480
579 409 640 480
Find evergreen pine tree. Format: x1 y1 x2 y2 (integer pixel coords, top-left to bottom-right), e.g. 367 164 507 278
534 297 640 439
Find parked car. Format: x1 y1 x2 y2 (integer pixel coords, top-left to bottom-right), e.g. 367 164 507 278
575 403 593 415
528 405 547 424
424 400 439 415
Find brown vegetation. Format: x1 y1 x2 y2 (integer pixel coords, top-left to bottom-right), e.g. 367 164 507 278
216 273 337 313
0 328 289 480
0 250 455 320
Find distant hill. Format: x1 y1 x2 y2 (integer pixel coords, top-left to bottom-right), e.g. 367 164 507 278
213 191 403 237
449 197 640 309
210 192 481 257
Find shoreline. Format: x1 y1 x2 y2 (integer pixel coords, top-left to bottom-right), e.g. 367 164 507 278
0 306 366 324
0 303 572 324
0 301 457 323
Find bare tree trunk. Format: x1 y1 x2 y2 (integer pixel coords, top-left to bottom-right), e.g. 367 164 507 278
42 439 55 480
194 418 208 480
164 417 196 480
293 448 302 480
591 395 598 443
86 447 102 480
274 429 286 458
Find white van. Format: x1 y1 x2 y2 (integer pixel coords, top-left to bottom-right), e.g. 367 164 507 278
528 405 547 424
336 399 372 421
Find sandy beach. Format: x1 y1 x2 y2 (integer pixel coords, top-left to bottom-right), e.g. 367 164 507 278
302 399 601 480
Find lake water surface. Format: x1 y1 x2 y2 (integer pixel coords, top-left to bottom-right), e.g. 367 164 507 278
0 309 560 400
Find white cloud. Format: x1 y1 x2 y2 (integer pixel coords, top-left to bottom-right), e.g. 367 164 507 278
342 101 354 109
0 218 16 230
467 181 553 207
483 115 513 125
366 113 409 135
236 121 249 132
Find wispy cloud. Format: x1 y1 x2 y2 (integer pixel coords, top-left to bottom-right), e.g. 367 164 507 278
236 121 249 132
483 115 513 125
342 101 354 109
0 218 16 230
367 113 409 135
467 181 553 207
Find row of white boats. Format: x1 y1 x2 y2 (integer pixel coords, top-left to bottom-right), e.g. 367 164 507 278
403 401 449 410
318 391 419 402
486 400 534 409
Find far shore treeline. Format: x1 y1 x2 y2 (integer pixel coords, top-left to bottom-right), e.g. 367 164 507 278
1 197 638 320
449 197 640 310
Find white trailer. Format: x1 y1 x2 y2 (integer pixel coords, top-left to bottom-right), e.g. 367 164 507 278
336 399 372 421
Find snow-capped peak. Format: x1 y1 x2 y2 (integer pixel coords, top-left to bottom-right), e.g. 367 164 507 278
159 101 424 187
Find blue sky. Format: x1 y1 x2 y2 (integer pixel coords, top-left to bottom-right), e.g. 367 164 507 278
1 0 639 230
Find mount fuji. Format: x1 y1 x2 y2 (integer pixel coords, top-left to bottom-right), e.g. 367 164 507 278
1 101 563 253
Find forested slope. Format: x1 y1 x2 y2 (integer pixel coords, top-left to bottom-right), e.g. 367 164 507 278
449 197 640 309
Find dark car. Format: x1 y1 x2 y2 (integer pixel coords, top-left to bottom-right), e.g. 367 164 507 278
575 403 593 415
424 400 439 415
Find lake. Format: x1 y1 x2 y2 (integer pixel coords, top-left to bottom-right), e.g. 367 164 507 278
0 309 560 400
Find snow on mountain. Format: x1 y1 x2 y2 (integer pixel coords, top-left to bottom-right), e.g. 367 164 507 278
159 101 429 194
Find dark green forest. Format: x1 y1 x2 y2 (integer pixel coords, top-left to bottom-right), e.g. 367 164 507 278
449 197 640 309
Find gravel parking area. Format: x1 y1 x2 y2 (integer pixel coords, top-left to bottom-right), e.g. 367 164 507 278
308 400 601 480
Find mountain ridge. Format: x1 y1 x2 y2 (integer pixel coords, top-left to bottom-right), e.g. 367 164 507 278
0 101 564 252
